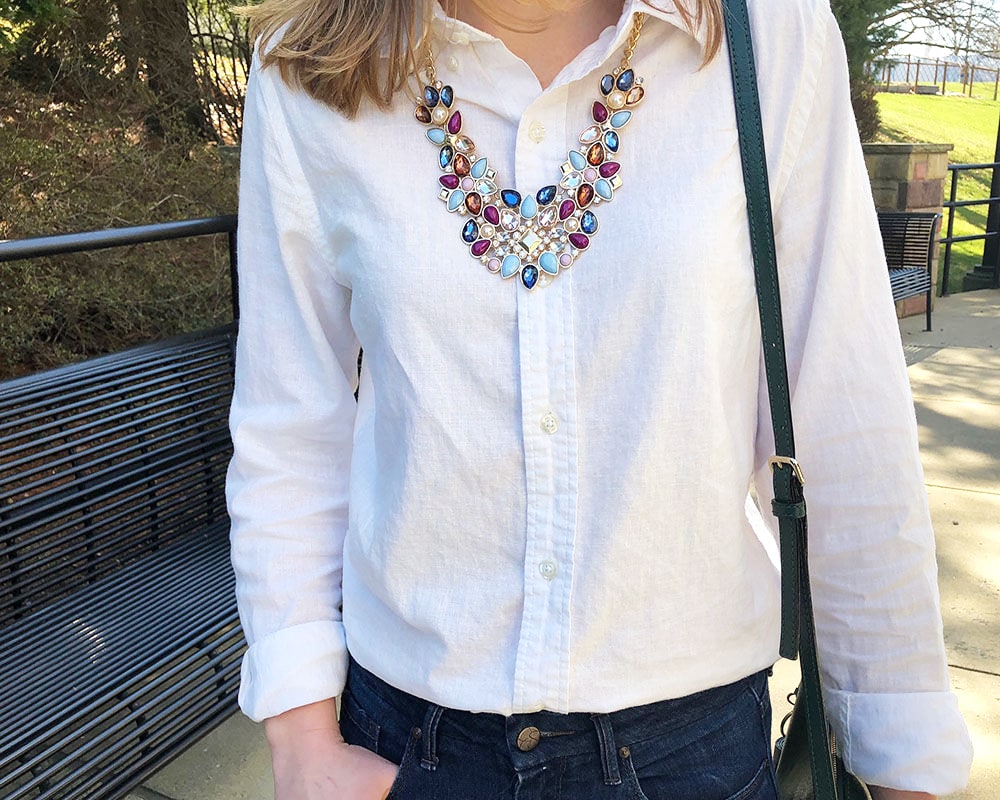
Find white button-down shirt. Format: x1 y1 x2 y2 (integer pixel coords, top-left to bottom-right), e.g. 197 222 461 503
227 0 973 792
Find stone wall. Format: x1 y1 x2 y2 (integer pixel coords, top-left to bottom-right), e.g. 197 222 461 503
862 142 952 320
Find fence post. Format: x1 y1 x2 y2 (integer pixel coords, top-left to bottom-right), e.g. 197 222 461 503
994 66 999 101
915 58 921 88
942 61 948 95
906 55 912 85
979 111 1000 289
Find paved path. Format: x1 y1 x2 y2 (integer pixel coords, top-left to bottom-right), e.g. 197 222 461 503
132 289 1000 800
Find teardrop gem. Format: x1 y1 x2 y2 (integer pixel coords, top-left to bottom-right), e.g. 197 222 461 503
576 184 595 208
453 154 471 176
569 232 590 250
427 128 447 145
560 172 583 190
610 110 632 129
462 219 479 243
465 192 483 215
453 135 475 154
539 252 559 275
580 210 598 234
580 125 602 144
476 180 497 196
439 145 454 169
501 189 521 208
587 142 606 166
448 190 466 212
600 73 615 95
424 85 440 106
448 111 463 135
439 174 460 190
559 199 576 220
501 254 521 278
521 265 539 290
440 85 454 107
616 68 635 92
594 178 614 200
569 150 588 171
500 209 520 231
484 205 501 226
520 194 538 219
471 158 489 179
536 185 557 206
471 239 491 257
599 161 621 178
604 131 620 152
592 102 609 123
538 207 558 228
415 105 432 124
626 85 645 105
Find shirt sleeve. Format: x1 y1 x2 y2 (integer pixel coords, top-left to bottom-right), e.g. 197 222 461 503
226 51 360 722
751 4 973 794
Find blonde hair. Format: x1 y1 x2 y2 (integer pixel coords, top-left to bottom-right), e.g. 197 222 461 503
244 0 724 118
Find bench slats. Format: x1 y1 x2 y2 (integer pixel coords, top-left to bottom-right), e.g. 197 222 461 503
877 211 939 332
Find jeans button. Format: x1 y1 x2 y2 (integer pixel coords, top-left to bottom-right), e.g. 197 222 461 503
517 726 541 751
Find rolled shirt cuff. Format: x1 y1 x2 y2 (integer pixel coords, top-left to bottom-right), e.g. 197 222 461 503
825 687 973 795
237 620 349 722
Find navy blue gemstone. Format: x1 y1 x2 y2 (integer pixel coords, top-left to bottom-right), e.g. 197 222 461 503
462 219 479 243
616 69 635 92
440 85 454 107
580 210 598 235
439 145 454 169
424 85 440 106
604 131 620 152
600 74 615 96
501 189 522 208
521 265 539 290
536 185 558 206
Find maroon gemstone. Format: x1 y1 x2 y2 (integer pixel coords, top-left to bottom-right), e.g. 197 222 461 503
465 192 483 216
448 111 463 135
569 233 590 250
484 205 501 225
559 199 576 220
576 184 595 208
599 161 621 178
471 239 491 257
439 174 460 190
592 102 609 123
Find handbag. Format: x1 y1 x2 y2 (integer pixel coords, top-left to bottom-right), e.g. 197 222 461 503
721 2 873 798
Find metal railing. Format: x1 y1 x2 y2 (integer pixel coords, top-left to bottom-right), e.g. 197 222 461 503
941 163 1000 295
0 215 240 319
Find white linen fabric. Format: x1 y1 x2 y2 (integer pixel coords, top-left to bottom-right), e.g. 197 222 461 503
227 0 973 792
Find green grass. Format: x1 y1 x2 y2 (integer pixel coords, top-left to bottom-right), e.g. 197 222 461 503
876 91 999 293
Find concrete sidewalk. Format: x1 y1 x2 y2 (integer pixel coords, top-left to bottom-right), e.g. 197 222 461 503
131 289 1000 800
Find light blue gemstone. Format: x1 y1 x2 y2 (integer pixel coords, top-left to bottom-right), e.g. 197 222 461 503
471 158 488 179
539 252 559 275
594 179 613 200
569 150 587 171
520 194 538 219
476 180 497 195
501 254 521 278
426 128 447 145
448 190 466 211
610 110 632 129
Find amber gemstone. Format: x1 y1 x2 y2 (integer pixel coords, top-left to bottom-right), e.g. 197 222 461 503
587 143 605 166
465 192 483 215
415 105 432 124
626 85 645 105
576 184 595 208
453 154 471 176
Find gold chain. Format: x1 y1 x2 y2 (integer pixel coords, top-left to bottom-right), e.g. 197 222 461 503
619 12 646 74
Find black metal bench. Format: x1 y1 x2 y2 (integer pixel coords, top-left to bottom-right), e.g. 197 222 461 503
877 210 941 332
0 217 242 800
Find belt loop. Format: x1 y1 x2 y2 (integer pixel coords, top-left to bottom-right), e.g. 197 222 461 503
420 704 444 770
590 714 622 786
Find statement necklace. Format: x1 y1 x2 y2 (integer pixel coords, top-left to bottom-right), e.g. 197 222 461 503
414 13 647 290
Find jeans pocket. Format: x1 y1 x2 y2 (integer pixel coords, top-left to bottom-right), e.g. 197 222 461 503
339 687 381 749
385 727 420 800
621 747 774 800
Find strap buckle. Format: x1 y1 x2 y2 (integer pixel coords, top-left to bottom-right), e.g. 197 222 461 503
768 456 806 486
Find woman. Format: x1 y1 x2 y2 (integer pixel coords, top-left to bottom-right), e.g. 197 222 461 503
227 1 974 798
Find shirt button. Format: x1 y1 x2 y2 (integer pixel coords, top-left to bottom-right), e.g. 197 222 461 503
449 31 470 45
540 411 559 435
517 726 541 751
446 55 459 72
528 121 546 143
539 560 557 580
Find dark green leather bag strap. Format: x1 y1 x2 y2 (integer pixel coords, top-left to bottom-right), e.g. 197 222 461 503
722 1 839 797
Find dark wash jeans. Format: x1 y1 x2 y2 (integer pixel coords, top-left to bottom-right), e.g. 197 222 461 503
339 656 779 800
